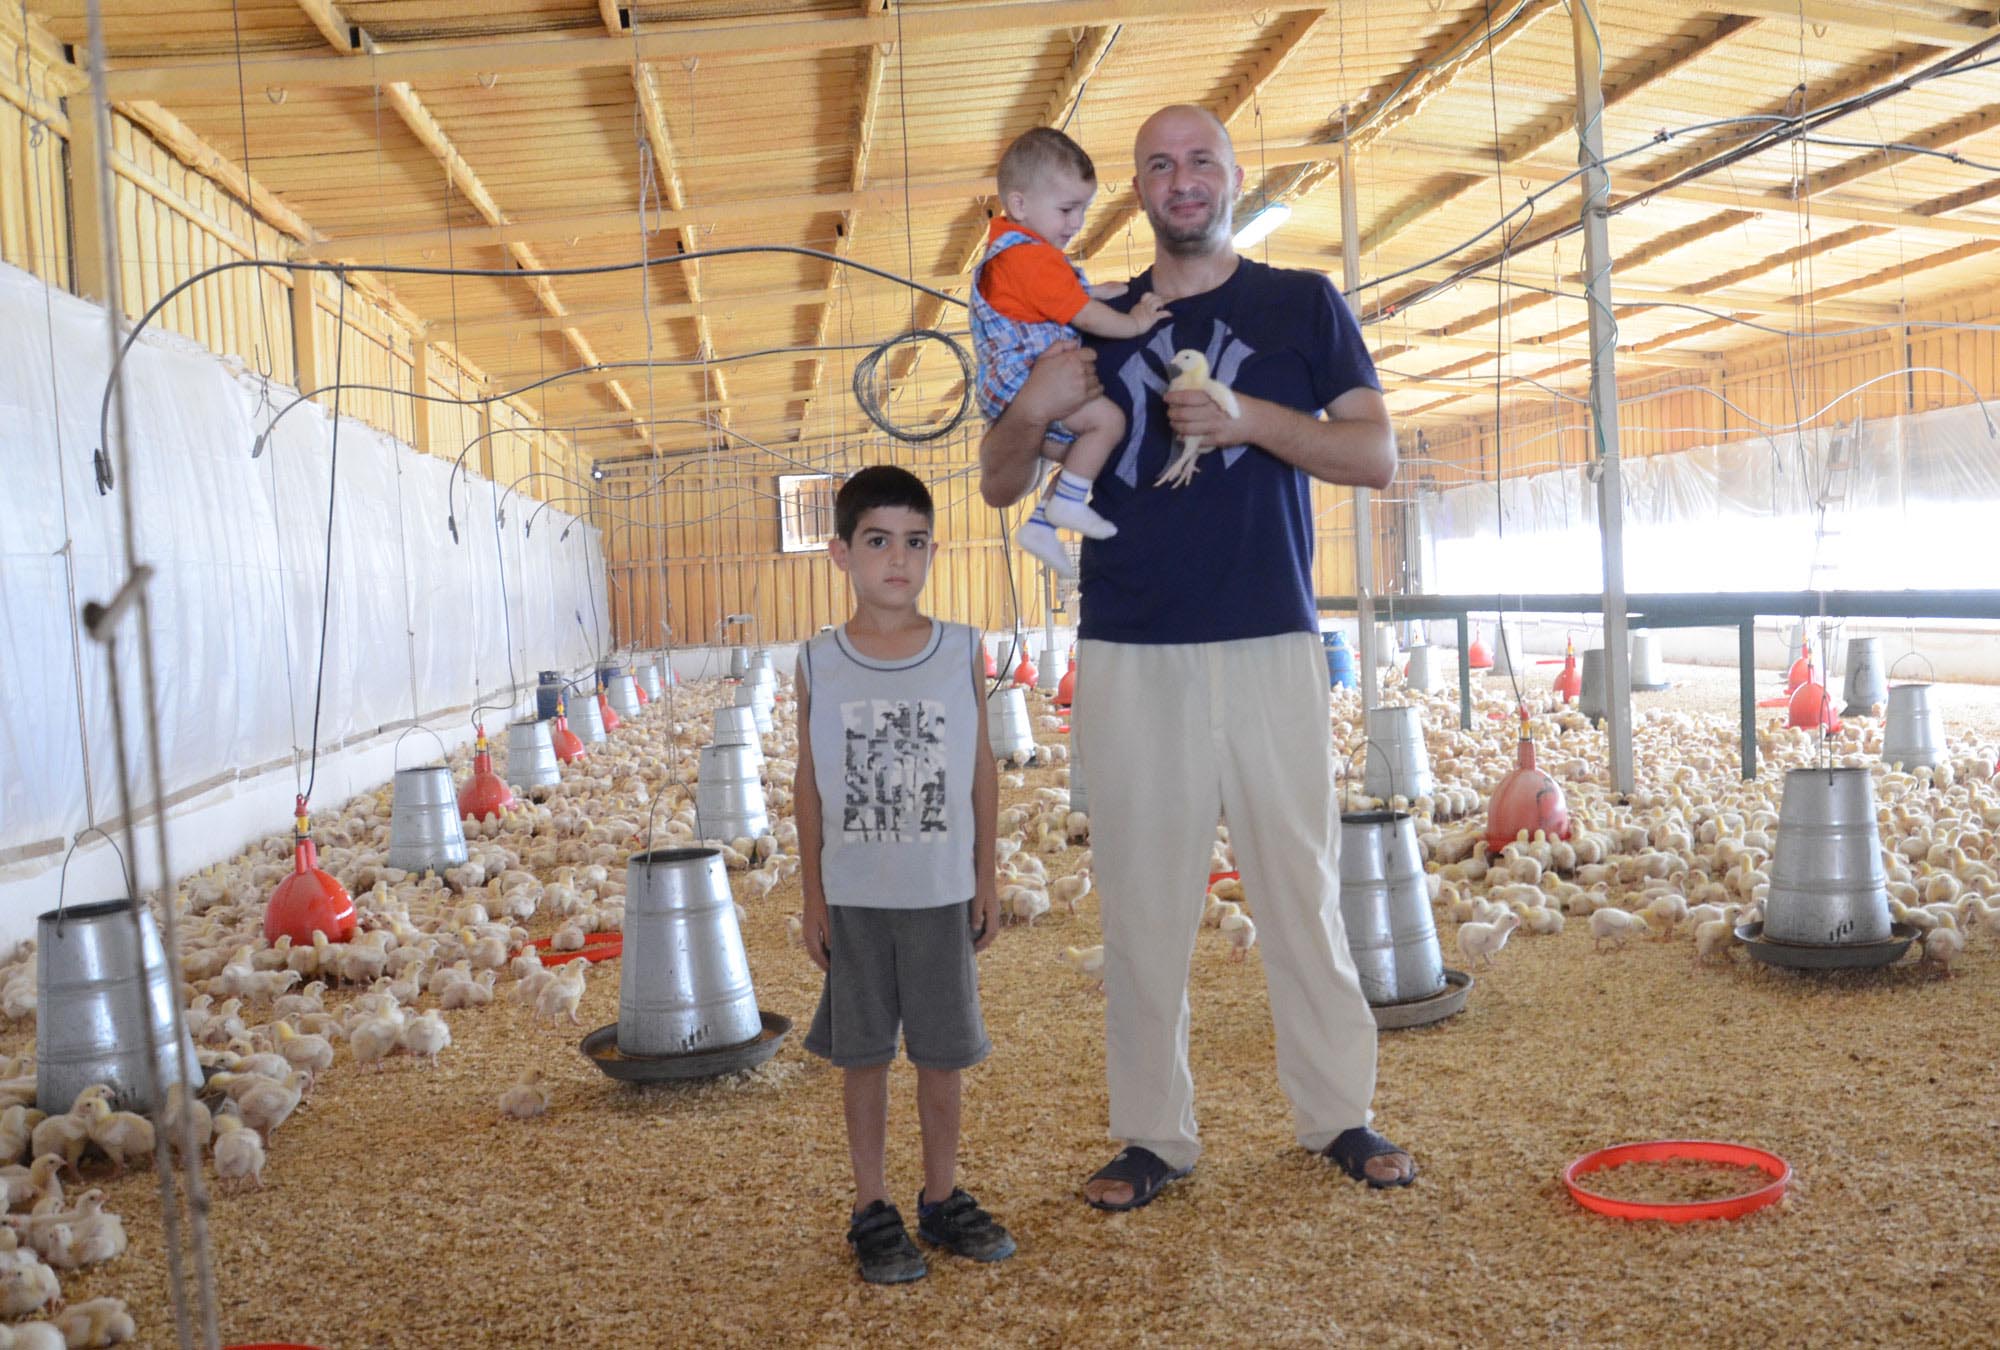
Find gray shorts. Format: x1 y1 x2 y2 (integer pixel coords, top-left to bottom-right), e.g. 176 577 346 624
803 903 992 1071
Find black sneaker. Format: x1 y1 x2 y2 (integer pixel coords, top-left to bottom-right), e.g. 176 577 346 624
847 1201 927 1285
915 1188 1017 1262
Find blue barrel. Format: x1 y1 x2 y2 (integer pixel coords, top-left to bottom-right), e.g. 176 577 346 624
535 671 564 721
1324 632 1357 689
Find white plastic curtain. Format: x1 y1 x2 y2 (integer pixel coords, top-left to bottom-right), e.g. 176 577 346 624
1424 401 2000 595
0 265 603 858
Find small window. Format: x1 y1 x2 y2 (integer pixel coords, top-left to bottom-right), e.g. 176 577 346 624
779 473 837 552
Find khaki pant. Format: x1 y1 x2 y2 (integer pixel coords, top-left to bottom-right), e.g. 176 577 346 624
1074 632 1377 1171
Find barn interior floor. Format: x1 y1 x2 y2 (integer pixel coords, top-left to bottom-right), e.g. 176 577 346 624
18 671 2000 1348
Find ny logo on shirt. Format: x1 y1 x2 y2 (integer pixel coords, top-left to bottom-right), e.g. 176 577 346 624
1109 322 1257 488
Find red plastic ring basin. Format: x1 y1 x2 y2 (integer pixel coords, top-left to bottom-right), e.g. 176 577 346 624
1564 1139 1790 1222
525 932 623 965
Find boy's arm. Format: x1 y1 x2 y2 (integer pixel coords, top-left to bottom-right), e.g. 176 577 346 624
969 636 1000 953
1068 291 1170 341
793 662 831 972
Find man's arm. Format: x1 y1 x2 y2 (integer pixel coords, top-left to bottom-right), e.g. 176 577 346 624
978 339 1103 507
1162 384 1396 491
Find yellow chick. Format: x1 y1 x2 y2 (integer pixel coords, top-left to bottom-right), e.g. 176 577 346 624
79 1097 154 1178
1061 945 1106 994
1155 349 1243 488
54 1296 136 1347
498 1071 551 1121
210 1113 265 1191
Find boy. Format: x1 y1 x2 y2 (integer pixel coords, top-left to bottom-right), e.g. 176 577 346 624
971 127 1171 580
795 465 1014 1285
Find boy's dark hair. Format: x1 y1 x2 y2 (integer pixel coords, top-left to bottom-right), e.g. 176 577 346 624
834 465 934 542
997 127 1095 201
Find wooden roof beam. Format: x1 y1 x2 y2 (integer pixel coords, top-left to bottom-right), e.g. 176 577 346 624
1244 0 1563 242
634 63 734 426
1792 99 2000 199
1671 0 1994 46
103 0 1323 99
1358 15 1759 256
1078 8 1324 261
794 22 896 439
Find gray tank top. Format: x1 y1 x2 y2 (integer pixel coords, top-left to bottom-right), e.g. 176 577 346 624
803 620 981 909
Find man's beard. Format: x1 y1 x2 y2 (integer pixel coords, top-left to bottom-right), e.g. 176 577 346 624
1145 194 1229 256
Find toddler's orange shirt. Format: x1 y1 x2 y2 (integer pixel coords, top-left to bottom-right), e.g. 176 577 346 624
976 218 1090 326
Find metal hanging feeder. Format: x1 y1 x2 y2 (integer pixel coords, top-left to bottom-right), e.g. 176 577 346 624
581 846 790 1082
504 717 562 791
1880 653 1945 768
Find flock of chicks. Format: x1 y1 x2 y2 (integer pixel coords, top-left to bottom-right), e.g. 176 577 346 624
1335 671 1998 984
0 662 1143 1342
2 648 1990 1342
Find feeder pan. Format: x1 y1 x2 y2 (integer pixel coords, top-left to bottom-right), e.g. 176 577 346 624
580 1011 790 1083
1485 726 1571 855
1056 653 1076 709
1579 648 1607 725
1564 1140 1790 1223
1736 921 1918 971
525 932 622 966
1630 632 1670 691
987 685 1036 762
1339 810 1447 1006
503 717 562 791
1404 643 1442 695
264 799 357 946
605 672 642 722
1841 637 1884 717
1467 626 1493 670
1370 969 1473 1031
550 707 587 763
1881 659 1945 767
568 689 608 743
458 727 517 821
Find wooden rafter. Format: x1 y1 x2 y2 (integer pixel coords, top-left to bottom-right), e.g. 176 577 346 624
102 0 1323 100
633 63 734 427
1675 0 1993 46
1358 15 1759 256
1076 8 1324 261
793 26 895 440
1793 100 2000 200
1246 0 1563 244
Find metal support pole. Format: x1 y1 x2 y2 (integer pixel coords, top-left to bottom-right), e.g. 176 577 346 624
1739 620 1757 782
1340 144 1377 711
1570 0 1633 795
1455 612 1471 729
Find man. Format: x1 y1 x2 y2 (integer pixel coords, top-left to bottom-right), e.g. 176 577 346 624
978 105 1415 1208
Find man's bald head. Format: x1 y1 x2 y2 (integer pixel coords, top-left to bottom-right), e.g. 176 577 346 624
1133 105 1234 170
1131 105 1243 258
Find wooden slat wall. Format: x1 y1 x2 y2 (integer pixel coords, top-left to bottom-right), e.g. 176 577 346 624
0 27 572 501
1418 288 2000 480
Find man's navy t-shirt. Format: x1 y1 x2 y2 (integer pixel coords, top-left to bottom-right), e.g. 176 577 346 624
1076 257 1380 645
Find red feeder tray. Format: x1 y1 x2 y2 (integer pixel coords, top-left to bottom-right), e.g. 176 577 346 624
1208 870 1239 887
524 932 623 965
1564 1139 1790 1223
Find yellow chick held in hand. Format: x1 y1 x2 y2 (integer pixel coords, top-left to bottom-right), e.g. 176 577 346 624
1155 350 1242 488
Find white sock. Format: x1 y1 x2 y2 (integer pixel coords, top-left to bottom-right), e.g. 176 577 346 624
1044 470 1117 540
1017 520 1077 579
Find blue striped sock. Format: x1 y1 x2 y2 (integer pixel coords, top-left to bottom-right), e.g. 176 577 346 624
1052 470 1091 502
1028 503 1052 527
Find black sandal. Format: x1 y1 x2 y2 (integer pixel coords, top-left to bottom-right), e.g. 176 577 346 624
1322 1126 1418 1189
1083 1146 1192 1212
